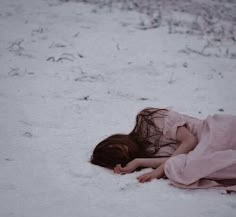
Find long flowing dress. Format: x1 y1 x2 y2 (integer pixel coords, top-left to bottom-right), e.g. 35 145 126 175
137 108 236 191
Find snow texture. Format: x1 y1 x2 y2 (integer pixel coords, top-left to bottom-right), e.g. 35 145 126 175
0 0 236 217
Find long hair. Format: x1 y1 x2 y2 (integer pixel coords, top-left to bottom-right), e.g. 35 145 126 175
91 134 147 169
130 108 168 156
91 108 168 169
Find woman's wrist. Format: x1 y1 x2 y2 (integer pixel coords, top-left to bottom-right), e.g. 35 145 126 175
154 164 165 177
134 158 141 167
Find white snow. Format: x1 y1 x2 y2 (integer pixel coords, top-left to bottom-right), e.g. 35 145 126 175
0 0 236 217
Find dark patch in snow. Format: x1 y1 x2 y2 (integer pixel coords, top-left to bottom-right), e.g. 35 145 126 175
23 132 33 138
218 72 224 78
47 53 76 62
77 53 84 58
74 74 103 82
138 97 149 101
73 32 80 37
49 42 67 48
183 62 188 68
8 68 20 76
5 158 14 162
78 96 90 101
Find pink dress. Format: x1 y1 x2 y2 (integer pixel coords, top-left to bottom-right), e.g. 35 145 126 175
152 109 236 191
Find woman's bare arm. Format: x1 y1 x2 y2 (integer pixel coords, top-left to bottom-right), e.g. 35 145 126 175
172 126 198 156
136 157 168 168
114 157 168 174
137 126 198 182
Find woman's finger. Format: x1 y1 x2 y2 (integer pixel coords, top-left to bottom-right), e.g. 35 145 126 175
137 174 153 183
137 174 145 182
114 164 131 175
142 176 151 183
114 164 121 174
119 166 128 173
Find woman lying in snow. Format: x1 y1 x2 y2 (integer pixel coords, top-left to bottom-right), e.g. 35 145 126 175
91 108 236 191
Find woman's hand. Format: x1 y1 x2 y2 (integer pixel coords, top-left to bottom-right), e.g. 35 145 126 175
114 159 140 174
137 165 164 183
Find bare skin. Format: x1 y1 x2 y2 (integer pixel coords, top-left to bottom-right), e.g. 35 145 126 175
114 126 198 183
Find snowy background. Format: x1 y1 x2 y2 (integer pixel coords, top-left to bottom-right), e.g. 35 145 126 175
0 0 236 216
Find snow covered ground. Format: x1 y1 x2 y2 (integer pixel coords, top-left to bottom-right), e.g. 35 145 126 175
0 0 236 216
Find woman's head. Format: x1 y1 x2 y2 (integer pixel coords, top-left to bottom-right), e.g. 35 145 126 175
91 134 142 169
91 108 166 169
